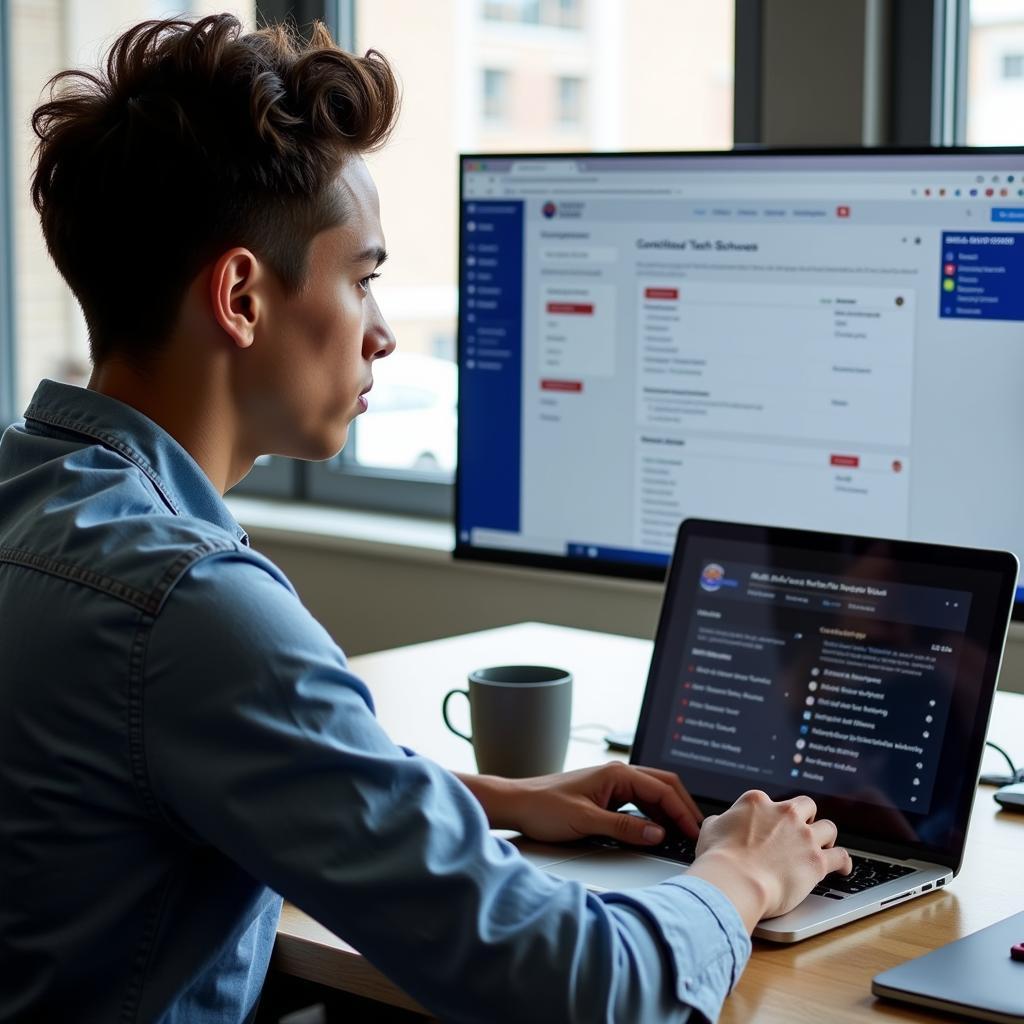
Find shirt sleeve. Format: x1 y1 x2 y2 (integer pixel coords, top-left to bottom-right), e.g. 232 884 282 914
143 552 751 1024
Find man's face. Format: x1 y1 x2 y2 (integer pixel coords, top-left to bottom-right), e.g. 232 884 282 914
244 157 395 461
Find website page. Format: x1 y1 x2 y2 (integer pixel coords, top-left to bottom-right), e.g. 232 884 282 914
457 154 1024 598
657 556 967 814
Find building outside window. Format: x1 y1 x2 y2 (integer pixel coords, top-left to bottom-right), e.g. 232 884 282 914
966 0 1024 144
1002 51 1024 77
482 67 510 123
556 74 584 126
555 0 583 29
483 0 582 29
312 0 735 492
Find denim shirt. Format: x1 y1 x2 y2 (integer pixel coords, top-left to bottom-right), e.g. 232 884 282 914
0 380 750 1024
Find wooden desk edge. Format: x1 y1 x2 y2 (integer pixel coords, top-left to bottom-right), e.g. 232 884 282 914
273 906 430 1016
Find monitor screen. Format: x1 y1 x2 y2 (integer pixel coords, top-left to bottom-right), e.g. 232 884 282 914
454 149 1024 613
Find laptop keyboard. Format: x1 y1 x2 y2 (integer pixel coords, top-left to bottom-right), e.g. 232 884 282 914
813 855 916 899
588 832 697 862
644 833 698 864
589 833 916 900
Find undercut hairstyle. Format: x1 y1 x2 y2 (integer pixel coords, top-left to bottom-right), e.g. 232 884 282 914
30 15 399 365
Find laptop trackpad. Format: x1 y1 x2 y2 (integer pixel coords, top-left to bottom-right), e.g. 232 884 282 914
532 849 687 890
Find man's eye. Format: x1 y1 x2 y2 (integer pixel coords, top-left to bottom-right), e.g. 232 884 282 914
359 272 381 290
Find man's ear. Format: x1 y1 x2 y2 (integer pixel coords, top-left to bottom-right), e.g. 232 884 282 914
209 248 262 350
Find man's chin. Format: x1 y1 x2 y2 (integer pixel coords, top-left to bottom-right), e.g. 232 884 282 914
312 425 351 462
270 430 350 464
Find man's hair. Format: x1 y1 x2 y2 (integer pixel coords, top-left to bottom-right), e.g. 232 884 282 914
31 14 399 365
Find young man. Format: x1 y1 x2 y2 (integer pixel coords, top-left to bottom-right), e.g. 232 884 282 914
0 15 850 1023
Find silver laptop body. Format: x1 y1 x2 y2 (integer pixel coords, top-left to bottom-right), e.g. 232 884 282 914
516 836 951 942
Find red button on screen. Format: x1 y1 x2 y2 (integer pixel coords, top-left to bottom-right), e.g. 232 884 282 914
546 302 594 315
540 379 583 392
644 287 679 300
830 454 860 467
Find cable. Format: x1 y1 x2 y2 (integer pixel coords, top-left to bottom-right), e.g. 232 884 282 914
979 740 1024 787
569 723 617 747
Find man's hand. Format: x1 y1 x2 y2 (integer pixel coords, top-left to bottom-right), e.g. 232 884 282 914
687 789 853 932
456 762 702 844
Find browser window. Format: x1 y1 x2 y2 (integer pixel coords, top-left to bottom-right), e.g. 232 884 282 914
457 152 1024 605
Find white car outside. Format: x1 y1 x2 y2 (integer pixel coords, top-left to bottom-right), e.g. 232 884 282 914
353 352 457 473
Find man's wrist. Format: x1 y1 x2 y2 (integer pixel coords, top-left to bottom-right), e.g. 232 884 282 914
686 849 773 934
454 772 520 829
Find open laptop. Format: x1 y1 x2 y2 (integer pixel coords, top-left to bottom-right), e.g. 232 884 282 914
516 519 1018 942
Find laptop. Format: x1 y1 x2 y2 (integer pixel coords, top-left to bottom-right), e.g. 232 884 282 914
515 519 1018 942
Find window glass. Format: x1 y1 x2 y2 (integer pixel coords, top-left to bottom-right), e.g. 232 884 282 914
966 0 1024 145
556 75 584 126
354 353 456 473
346 0 734 483
8 0 255 417
482 68 510 123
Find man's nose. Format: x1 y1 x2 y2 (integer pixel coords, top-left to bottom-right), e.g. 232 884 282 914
365 294 396 360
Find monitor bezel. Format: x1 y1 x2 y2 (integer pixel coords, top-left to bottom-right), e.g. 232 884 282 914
453 146 1024 616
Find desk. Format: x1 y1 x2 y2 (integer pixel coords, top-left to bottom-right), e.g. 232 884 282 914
272 622 1024 1022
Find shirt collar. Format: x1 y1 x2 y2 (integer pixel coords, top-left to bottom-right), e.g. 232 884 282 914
23 379 249 546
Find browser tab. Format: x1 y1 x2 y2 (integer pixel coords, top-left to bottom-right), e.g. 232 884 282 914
509 160 579 175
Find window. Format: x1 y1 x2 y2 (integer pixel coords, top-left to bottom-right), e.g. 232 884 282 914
316 0 734 515
3 1 1018 519
483 0 582 29
1002 51 1024 77
482 68 510 123
555 0 583 30
966 0 1024 144
2 0 734 516
556 75 584 127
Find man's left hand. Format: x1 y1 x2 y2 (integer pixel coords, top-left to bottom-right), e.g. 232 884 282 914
458 762 702 845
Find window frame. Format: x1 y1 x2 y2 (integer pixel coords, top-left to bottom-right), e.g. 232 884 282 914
0 0 15 428
934 0 969 146
228 455 301 498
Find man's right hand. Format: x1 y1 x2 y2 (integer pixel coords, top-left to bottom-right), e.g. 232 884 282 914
685 790 852 933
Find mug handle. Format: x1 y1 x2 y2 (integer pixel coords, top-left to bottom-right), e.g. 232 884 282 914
442 688 473 743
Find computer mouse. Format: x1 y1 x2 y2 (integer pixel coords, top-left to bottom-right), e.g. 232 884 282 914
993 781 1024 812
604 729 635 753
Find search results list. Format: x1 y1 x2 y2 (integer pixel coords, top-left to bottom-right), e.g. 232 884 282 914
660 563 969 813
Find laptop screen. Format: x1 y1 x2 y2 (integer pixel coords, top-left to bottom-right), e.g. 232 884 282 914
632 520 1018 867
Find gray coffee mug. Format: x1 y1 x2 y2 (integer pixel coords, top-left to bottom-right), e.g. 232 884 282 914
442 665 572 777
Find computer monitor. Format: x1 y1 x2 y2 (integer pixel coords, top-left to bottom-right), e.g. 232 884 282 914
454 148 1024 616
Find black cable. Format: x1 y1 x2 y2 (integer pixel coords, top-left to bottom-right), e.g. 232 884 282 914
980 740 1024 786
